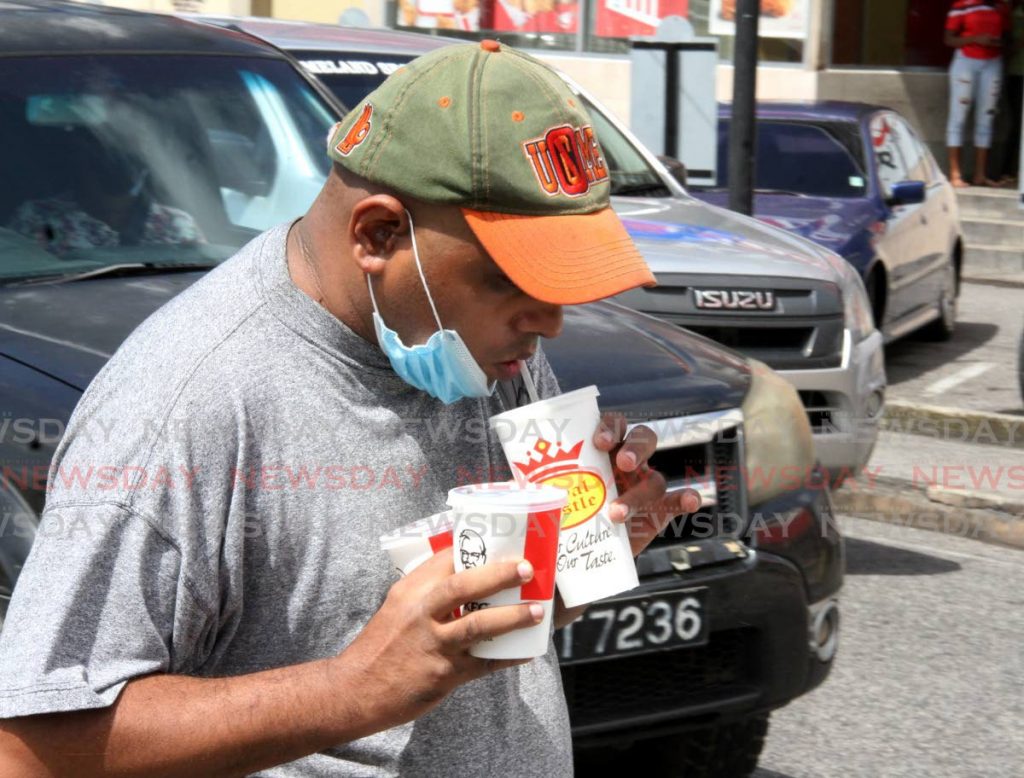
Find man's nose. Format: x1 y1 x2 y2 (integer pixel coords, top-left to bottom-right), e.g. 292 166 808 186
517 301 564 339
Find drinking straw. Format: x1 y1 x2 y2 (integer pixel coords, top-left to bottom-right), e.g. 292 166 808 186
518 360 539 403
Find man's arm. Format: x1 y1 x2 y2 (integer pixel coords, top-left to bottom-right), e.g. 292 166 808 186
0 550 540 777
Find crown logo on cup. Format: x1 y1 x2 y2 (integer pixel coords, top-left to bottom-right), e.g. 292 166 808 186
513 439 584 481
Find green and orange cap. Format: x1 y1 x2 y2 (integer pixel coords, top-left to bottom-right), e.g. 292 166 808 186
326 39 655 306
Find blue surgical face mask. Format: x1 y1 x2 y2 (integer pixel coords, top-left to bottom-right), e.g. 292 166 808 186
367 210 496 405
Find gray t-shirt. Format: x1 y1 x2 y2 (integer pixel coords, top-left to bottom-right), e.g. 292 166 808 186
0 223 572 776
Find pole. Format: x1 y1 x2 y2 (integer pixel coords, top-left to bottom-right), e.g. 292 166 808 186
729 0 760 216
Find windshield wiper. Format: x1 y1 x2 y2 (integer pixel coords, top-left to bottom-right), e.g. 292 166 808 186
753 188 809 197
612 183 672 197
4 262 217 287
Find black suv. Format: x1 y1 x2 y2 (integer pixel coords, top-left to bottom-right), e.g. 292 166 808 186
0 4 842 775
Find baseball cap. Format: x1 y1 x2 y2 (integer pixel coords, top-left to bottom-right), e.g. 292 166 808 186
326 39 656 306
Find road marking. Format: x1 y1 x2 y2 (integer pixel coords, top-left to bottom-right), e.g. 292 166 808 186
923 362 995 396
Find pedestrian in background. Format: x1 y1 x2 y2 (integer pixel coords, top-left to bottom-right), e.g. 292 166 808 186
945 0 1013 187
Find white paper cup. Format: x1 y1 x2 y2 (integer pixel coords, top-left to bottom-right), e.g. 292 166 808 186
489 385 639 608
379 511 455 577
447 483 567 660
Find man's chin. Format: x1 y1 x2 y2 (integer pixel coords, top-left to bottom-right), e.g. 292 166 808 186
490 360 522 382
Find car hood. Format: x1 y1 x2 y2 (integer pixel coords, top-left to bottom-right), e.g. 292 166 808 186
612 194 843 283
0 275 750 417
689 191 878 254
546 301 750 419
0 273 205 390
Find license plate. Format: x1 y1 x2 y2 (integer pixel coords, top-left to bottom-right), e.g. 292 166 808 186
554 588 708 665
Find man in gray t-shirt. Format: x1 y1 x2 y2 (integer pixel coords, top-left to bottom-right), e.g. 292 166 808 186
0 42 697 775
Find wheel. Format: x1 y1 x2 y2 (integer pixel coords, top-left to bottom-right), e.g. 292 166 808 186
918 260 957 341
576 713 770 777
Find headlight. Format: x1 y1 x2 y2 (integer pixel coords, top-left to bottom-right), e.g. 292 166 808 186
741 359 816 505
825 252 875 341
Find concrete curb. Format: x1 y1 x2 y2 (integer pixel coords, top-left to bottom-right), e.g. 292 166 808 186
881 400 1024 450
832 474 1024 550
962 274 1024 289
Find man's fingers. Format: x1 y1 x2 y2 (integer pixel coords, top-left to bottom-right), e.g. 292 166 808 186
424 559 533 618
594 412 628 451
440 602 545 651
608 467 667 522
614 425 658 472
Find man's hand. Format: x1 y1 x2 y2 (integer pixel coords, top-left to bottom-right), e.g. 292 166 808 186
594 412 702 558
340 548 541 728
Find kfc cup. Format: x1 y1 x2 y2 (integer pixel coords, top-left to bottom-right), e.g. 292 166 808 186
489 385 639 608
446 483 567 659
379 511 455 577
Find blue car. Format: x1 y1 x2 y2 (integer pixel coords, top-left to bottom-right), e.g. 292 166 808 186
691 101 963 343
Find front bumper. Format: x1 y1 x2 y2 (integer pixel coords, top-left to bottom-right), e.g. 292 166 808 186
779 328 886 475
563 480 843 746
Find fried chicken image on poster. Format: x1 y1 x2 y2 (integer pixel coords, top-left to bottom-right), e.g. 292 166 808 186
709 0 808 39
719 0 794 21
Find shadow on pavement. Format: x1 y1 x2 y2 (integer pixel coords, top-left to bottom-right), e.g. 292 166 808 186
751 770 799 778
844 537 961 576
884 322 998 384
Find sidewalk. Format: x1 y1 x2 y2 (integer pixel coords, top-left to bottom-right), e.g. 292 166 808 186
833 426 1024 550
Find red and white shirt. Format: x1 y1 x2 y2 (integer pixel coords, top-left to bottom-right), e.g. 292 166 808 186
946 0 1012 59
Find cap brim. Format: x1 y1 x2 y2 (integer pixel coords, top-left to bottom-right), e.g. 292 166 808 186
462 207 656 305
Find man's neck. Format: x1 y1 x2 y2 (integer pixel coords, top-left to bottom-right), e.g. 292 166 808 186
285 218 377 346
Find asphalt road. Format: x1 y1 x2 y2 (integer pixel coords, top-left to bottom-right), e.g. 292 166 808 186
752 515 1024 778
885 280 1023 416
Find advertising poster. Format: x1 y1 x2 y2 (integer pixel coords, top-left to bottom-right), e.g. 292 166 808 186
708 0 809 39
594 0 689 38
398 0 489 31
491 0 580 34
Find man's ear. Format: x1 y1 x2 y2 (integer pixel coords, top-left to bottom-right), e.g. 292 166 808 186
349 195 409 276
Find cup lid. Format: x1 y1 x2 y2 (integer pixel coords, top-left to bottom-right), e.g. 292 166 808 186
446 482 568 513
379 510 454 549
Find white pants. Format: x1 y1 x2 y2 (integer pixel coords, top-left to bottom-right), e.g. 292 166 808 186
947 50 1003 148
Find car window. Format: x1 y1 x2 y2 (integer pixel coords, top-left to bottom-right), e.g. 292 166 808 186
709 120 868 198
889 116 934 185
869 113 914 197
578 97 671 198
295 52 413 111
0 54 334 282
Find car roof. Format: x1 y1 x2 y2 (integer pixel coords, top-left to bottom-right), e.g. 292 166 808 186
191 16 458 56
718 100 887 123
0 0 282 58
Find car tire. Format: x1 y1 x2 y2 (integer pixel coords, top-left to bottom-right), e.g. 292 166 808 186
918 260 957 341
575 713 770 778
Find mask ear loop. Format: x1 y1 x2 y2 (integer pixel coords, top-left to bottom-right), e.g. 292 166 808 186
405 208 445 332
365 209 446 334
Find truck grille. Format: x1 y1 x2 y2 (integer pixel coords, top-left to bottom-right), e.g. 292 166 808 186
641 411 748 546
628 275 845 371
561 628 756 735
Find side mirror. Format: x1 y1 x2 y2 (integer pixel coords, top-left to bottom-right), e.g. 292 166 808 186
887 180 925 207
658 155 687 187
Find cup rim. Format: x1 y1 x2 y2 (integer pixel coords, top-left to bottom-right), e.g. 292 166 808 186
446 482 568 513
487 384 600 425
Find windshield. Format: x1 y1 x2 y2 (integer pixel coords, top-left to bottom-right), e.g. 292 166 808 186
0 55 335 283
706 120 868 198
302 49 671 199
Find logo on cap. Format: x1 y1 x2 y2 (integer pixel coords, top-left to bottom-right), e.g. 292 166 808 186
523 124 609 198
335 103 374 157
